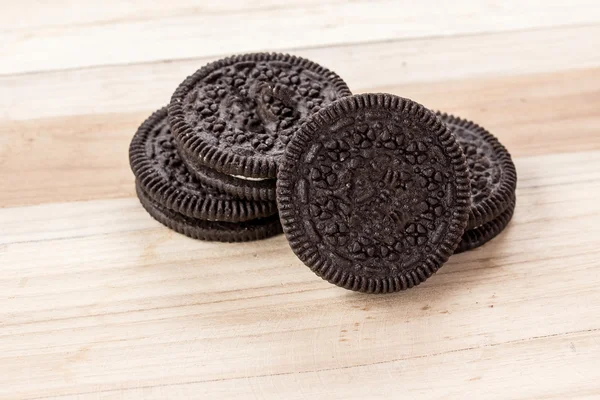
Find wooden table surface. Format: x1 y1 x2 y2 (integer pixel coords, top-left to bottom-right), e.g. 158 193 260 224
2 1 600 399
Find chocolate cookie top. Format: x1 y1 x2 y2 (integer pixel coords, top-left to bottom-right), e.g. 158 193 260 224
129 107 277 222
277 94 471 293
168 53 352 179
438 113 517 229
135 183 282 243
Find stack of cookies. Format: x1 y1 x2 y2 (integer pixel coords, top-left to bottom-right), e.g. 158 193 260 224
129 52 517 293
130 54 351 241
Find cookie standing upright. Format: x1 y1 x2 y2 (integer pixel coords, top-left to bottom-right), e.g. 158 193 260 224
168 53 352 180
277 94 471 293
129 107 277 223
438 113 517 229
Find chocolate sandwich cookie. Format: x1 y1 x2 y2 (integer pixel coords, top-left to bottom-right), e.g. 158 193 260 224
181 154 276 201
136 183 282 242
168 53 352 179
277 94 471 293
455 196 516 254
438 113 517 229
129 107 277 222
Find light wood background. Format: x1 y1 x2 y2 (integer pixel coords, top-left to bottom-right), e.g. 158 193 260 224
1 1 600 399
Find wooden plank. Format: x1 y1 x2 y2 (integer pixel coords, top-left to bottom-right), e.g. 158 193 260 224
3 2 599 399
0 112 142 208
0 0 329 30
3 23 600 121
384 68 600 156
0 151 599 399
45 331 600 399
2 67 600 208
2 0 600 74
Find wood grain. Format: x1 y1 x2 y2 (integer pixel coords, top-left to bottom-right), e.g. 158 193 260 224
3 23 600 121
2 67 600 208
0 0 330 30
1 1 600 399
3 0 600 74
1 151 599 399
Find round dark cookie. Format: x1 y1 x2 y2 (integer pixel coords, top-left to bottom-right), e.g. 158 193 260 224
168 53 352 179
277 94 471 293
180 151 276 201
455 196 516 254
129 107 277 222
437 112 517 229
136 183 283 242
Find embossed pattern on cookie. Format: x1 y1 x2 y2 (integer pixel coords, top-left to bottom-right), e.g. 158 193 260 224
169 53 352 179
129 107 278 222
277 94 471 293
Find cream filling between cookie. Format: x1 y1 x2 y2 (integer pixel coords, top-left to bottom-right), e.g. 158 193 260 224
230 174 271 182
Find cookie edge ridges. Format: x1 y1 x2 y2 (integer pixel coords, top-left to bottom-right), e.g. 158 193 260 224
180 147 277 202
168 52 353 179
277 93 471 293
437 112 517 229
129 106 278 222
135 182 283 242
455 196 516 254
